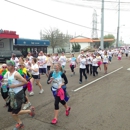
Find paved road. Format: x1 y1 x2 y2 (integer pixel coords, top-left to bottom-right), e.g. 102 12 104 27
0 56 130 130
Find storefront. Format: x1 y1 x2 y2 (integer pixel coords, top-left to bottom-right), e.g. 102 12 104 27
14 38 50 57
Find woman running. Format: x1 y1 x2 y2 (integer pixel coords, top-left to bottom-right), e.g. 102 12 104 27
47 63 70 124
29 58 43 96
68 54 77 76
102 51 109 74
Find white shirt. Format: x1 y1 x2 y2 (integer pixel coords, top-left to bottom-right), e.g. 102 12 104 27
38 55 47 68
80 58 86 69
108 51 113 57
58 56 67 66
27 56 33 62
52 56 59 64
86 56 92 64
31 64 39 75
102 55 109 63
10 57 19 67
92 58 98 66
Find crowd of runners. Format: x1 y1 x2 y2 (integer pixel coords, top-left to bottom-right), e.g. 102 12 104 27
0 47 130 130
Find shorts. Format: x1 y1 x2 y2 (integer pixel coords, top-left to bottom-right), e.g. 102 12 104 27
8 90 24 114
47 66 51 71
39 68 47 74
103 62 108 64
32 74 40 79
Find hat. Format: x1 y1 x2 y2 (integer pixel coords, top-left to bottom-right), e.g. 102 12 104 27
6 60 15 66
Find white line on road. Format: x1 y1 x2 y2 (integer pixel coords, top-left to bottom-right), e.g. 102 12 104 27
73 66 123 92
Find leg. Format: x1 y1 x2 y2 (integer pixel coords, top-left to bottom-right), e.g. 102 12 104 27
79 68 83 83
90 64 93 75
82 68 87 80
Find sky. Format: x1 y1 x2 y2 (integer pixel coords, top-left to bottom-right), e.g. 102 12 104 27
1 0 130 43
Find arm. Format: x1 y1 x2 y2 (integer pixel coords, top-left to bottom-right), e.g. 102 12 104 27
9 72 27 88
47 71 53 84
61 73 68 85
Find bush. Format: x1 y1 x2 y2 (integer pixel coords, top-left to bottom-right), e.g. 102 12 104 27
57 48 65 53
72 43 81 52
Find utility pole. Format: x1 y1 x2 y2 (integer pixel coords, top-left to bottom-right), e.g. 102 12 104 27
116 0 120 48
100 0 104 50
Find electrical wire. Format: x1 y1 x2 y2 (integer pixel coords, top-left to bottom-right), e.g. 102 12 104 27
82 0 130 4
4 0 117 34
51 0 130 11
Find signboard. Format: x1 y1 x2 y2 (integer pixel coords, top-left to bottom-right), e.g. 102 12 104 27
15 38 50 46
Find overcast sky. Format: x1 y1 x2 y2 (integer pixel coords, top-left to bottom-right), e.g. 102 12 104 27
1 0 130 43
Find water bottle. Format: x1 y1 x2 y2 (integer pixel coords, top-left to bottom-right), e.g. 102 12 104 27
2 84 7 92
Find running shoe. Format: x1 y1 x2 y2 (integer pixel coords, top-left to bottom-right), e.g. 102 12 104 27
66 107 71 116
29 106 35 117
29 91 34 96
51 118 57 124
22 102 31 110
39 89 44 94
13 123 24 130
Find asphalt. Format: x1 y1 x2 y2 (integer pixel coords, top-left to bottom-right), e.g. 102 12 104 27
0 56 130 130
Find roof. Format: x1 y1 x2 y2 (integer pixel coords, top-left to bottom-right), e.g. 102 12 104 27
0 30 19 39
70 37 114 43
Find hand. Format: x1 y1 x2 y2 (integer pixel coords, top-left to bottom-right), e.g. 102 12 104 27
9 84 16 88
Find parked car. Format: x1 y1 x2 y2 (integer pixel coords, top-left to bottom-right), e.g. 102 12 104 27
0 50 22 63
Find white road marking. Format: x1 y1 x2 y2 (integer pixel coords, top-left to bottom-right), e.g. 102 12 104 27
73 66 123 92
127 68 130 71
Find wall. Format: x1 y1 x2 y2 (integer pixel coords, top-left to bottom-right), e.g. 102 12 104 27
0 39 13 51
47 46 70 54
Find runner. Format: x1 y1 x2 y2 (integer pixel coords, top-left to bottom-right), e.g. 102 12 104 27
86 54 93 75
102 51 109 74
58 52 67 73
92 55 98 76
79 54 87 84
0 64 9 107
29 58 44 96
37 51 48 77
17 62 32 110
3 60 35 130
47 63 70 125
96 53 102 70
46 54 53 76
68 54 77 76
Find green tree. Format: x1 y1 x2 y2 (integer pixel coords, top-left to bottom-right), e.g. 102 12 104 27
72 43 81 52
104 34 115 48
40 28 72 53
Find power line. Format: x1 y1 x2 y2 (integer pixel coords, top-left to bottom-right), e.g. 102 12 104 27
82 0 130 4
4 0 117 34
51 0 130 11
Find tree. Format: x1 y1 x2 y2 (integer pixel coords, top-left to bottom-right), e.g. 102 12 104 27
72 43 81 52
104 34 115 48
40 28 71 53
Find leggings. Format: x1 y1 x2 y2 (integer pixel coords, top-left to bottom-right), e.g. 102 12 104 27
86 64 92 74
70 65 75 72
79 68 87 82
54 96 66 110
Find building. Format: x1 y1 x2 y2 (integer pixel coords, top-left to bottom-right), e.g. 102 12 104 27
14 38 50 57
0 29 50 57
70 36 115 51
0 30 19 51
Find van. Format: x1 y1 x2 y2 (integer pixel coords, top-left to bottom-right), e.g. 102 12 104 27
0 50 22 63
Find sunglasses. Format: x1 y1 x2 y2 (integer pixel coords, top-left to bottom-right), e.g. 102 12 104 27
2 66 7 68
18 65 22 67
